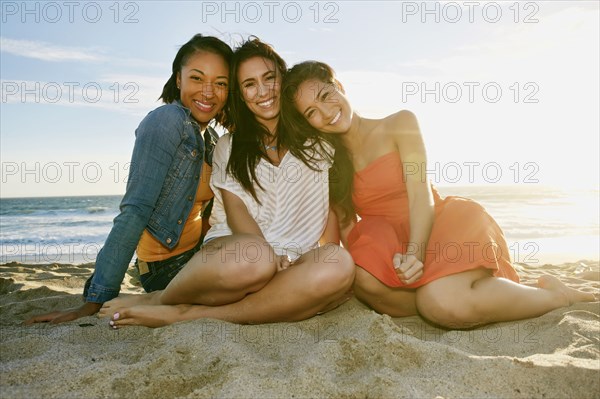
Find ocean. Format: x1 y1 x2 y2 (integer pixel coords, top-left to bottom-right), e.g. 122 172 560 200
0 185 598 265
1 195 121 265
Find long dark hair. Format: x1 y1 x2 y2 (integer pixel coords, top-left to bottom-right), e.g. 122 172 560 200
159 34 233 129
281 61 356 227
227 38 334 202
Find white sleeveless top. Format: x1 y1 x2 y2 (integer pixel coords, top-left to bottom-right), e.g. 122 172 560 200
204 133 332 260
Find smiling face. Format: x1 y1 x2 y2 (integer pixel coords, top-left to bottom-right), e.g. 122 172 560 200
293 78 353 134
237 56 281 131
176 50 229 127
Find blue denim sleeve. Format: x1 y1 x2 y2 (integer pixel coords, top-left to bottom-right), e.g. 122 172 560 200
85 105 185 303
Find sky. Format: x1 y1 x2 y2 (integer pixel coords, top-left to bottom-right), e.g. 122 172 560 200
1 0 599 198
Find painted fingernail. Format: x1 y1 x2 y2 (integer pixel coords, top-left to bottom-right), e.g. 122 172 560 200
113 312 120 320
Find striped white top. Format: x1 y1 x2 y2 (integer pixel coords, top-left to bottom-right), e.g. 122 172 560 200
204 133 332 260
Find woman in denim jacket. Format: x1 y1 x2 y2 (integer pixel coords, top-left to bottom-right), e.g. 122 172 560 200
26 34 233 324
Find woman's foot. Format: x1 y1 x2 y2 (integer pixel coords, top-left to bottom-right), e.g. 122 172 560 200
537 275 597 305
108 304 200 328
98 291 162 318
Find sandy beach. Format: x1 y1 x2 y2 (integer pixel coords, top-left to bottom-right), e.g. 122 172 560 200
1 260 599 398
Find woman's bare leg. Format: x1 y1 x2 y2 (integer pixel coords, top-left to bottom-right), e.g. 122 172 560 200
107 244 355 328
99 234 277 317
158 234 277 305
352 267 418 317
416 268 596 329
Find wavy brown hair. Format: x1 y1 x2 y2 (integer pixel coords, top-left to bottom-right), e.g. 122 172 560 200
280 61 356 227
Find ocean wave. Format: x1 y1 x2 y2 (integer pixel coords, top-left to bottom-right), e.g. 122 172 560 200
86 207 108 214
505 229 600 240
0 195 120 215
0 223 113 245
0 236 108 248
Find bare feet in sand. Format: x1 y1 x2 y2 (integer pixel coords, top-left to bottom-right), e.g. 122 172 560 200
538 275 597 305
108 304 201 328
98 290 162 319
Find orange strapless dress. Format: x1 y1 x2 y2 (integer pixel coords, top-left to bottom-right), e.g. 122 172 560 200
347 151 519 288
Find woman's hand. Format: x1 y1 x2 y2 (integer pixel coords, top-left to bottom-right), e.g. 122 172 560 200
23 302 103 325
393 253 424 285
276 254 293 271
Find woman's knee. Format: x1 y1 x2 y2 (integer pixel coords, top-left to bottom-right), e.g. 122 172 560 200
218 234 277 290
416 286 480 329
309 245 355 295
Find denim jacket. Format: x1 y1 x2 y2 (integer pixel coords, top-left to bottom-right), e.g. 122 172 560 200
84 101 218 303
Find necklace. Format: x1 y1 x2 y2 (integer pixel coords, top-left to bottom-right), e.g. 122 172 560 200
263 132 278 151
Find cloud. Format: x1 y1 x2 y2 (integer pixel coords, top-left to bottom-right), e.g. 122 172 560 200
0 37 106 62
1 77 161 116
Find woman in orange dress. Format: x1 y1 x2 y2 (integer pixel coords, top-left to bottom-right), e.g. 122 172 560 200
281 61 595 328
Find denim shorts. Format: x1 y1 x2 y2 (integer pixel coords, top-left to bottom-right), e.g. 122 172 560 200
138 241 202 292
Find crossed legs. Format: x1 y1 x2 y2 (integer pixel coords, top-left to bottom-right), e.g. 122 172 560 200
99 239 355 328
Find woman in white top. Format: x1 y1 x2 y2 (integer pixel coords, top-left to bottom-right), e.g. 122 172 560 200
100 38 355 328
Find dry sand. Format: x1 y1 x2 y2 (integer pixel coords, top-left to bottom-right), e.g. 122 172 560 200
1 261 599 398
